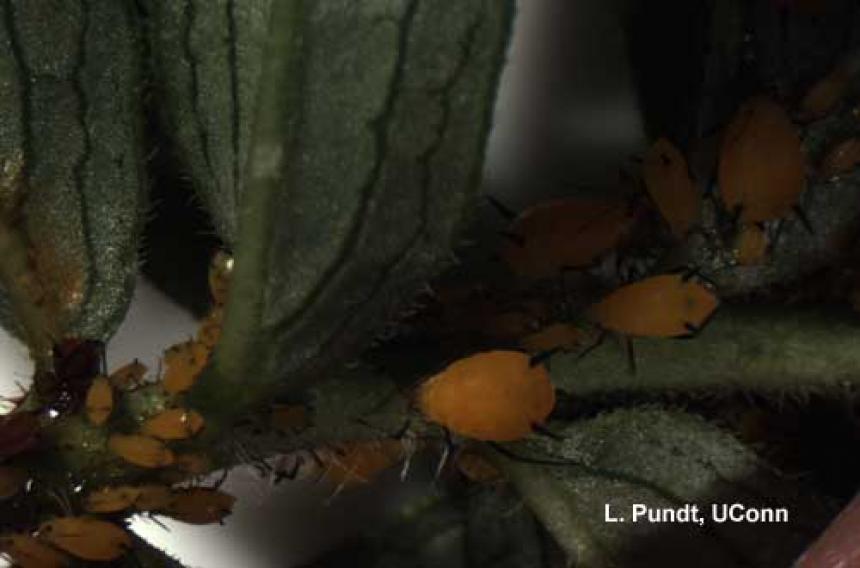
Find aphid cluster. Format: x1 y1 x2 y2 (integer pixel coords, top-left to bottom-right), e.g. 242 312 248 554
371 53 860 485
0 249 235 566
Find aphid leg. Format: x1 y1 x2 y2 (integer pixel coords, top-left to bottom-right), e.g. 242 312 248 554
575 330 607 363
399 434 418 482
434 428 455 481
531 423 564 441
484 194 517 221
625 336 637 375
792 205 814 235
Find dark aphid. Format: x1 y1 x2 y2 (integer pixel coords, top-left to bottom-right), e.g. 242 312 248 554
0 411 39 460
36 339 105 414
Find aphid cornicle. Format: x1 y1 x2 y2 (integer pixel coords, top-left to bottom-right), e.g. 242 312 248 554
642 137 700 238
498 198 637 280
587 274 719 338
718 97 806 224
37 517 131 562
418 351 555 442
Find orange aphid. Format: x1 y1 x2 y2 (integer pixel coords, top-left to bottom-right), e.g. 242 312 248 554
165 487 236 525
520 323 586 353
499 198 637 280
799 58 858 121
719 97 806 223
270 404 309 432
108 434 175 468
133 484 174 511
418 351 555 442
642 138 700 238
84 376 113 426
735 225 769 266
0 534 69 568
0 466 26 500
161 340 209 395
209 250 233 306
320 440 405 488
141 408 205 440
587 274 718 337
84 485 141 513
108 360 147 390
819 137 860 179
197 307 224 349
456 449 502 483
37 517 131 561
174 452 212 476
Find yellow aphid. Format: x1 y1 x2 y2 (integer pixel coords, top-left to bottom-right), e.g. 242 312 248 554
175 452 212 476
456 450 503 483
0 533 69 568
85 376 113 426
133 484 174 511
197 307 223 349
141 408 205 440
209 250 234 306
108 360 147 390
165 487 236 525
162 340 210 395
38 517 131 561
108 434 175 468
321 440 405 488
520 323 586 353
0 466 27 500
270 404 309 432
84 485 141 513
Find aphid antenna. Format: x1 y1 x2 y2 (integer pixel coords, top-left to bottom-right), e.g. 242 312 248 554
484 194 517 221
792 205 815 235
575 330 607 363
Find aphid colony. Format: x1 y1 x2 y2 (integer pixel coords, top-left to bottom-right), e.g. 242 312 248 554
0 250 235 566
357 56 860 489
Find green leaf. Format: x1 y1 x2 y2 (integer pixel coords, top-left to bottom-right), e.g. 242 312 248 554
185 0 514 416
498 408 835 568
141 0 272 245
0 0 146 352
